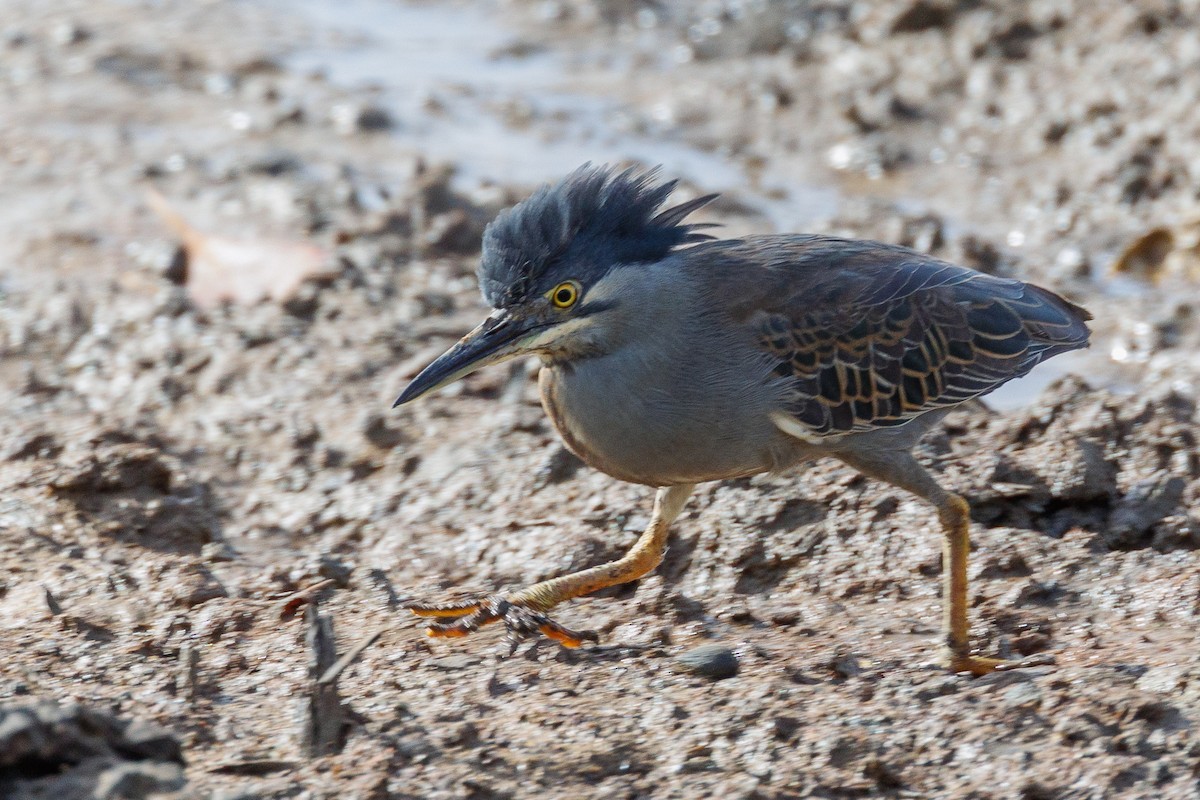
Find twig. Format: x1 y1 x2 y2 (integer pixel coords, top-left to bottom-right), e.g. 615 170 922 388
180 643 201 701
317 629 383 686
302 601 345 757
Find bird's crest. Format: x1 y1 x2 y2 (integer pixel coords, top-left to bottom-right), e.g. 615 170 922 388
479 164 718 308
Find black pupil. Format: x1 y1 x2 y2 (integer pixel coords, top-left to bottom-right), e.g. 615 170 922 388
556 287 573 304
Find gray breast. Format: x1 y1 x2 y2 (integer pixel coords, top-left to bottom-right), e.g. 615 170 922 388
540 320 799 486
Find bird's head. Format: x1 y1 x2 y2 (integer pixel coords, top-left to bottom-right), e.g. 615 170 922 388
393 164 716 406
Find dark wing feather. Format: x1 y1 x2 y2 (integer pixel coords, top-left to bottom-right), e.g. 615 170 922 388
713 235 1091 438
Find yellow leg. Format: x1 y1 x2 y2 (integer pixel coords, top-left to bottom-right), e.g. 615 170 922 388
411 484 695 647
936 492 1007 675
836 450 1010 676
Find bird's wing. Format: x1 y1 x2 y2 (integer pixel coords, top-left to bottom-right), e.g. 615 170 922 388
714 236 1091 439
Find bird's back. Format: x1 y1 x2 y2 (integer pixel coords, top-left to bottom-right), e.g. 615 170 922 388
690 234 1091 439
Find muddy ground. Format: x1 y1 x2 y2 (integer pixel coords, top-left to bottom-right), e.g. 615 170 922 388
1 1 1199 798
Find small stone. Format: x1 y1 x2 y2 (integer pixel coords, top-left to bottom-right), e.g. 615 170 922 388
3 28 29 47
889 0 957 33
119 718 184 762
771 715 801 741
915 676 960 701
863 756 905 788
1002 681 1043 708
331 103 393 134
361 413 407 450
128 240 187 284
532 445 583 489
174 563 228 608
51 21 89 46
201 541 237 562
1135 665 1187 694
159 245 188 285
829 651 862 679
674 643 739 680
1103 475 1187 550
355 105 393 131
242 149 301 176
440 721 479 748
1010 579 1072 607
316 555 353 587
93 761 186 799
422 209 481 255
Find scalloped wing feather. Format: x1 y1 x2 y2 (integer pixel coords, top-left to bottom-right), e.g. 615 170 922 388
708 236 1092 439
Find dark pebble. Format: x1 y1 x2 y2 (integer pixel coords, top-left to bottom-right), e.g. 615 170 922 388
675 644 739 680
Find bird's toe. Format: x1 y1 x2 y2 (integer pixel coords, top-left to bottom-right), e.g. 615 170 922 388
942 650 1055 676
410 600 485 618
409 595 598 648
499 602 599 648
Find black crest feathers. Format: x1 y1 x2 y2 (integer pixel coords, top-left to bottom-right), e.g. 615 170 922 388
478 164 717 307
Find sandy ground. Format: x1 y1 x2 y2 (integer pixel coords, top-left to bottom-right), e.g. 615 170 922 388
1 1 1198 798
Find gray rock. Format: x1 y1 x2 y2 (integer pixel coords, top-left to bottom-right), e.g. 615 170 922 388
915 676 961 701
1103 474 1187 550
675 644 739 680
1002 682 1043 709
200 541 238 563
93 761 185 799
1 702 117 767
116 719 182 763
0 700 183 774
991 437 1117 504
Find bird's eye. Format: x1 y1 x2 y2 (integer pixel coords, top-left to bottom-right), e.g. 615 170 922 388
549 281 580 309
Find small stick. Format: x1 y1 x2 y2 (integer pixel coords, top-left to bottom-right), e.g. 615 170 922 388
303 602 345 757
317 629 383 686
180 643 201 700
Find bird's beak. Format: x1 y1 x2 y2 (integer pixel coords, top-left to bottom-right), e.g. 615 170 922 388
393 310 546 407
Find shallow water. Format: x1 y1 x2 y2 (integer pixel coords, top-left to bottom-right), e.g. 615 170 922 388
279 0 839 228
278 0 1121 410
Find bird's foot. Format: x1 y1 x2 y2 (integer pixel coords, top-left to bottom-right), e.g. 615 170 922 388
410 596 599 648
942 648 1055 676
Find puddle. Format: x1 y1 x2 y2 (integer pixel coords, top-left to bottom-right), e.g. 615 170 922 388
278 0 838 228
983 349 1093 410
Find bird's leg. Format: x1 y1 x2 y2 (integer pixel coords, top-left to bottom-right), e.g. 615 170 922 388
411 483 695 647
835 450 1010 676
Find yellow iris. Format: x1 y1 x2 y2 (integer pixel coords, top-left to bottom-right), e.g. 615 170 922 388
549 281 580 308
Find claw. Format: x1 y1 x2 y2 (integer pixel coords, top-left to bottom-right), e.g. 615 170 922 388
409 594 598 648
943 650 1053 676
992 653 1056 672
427 627 470 639
538 622 596 648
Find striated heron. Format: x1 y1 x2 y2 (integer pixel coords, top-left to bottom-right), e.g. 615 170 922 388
394 164 1091 675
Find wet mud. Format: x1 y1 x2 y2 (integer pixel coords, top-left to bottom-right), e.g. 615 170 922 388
1 1 1198 798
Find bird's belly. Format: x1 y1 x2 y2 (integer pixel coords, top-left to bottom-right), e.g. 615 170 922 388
539 364 795 486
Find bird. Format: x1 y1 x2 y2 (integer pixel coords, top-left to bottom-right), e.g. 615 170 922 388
393 164 1091 675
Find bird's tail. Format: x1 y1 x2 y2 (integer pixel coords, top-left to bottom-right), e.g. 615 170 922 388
1015 283 1092 358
